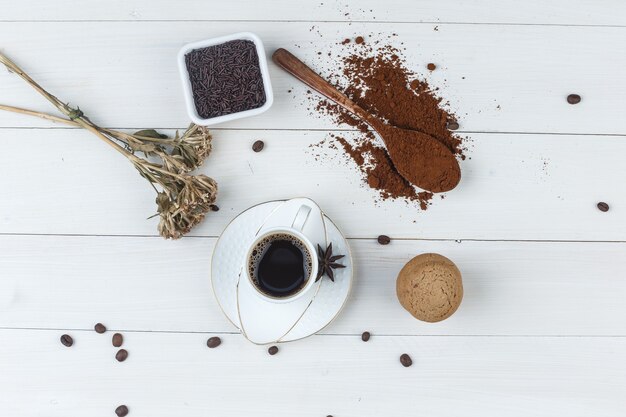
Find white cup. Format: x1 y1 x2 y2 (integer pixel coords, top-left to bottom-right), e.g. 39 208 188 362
244 205 319 303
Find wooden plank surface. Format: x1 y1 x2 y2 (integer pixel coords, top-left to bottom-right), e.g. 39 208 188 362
2 2 626 416
1 329 625 417
1 236 625 336
0 129 622 240
1 22 625 134
2 0 626 26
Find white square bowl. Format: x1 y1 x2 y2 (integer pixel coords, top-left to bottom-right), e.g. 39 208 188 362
177 32 274 126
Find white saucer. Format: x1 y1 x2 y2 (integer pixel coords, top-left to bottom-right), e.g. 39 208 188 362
211 199 353 343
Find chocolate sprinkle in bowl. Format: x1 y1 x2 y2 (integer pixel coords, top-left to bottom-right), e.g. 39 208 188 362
178 32 274 126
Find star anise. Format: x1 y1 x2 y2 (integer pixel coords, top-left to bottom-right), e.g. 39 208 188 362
315 243 346 282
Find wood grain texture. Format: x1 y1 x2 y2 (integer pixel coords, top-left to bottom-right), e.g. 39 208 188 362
2 3 626 415
1 329 625 417
1 22 626 134
1 236 625 335
0 129 623 240
2 0 626 25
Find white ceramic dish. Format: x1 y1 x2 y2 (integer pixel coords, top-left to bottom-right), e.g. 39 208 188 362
177 32 274 126
211 199 353 344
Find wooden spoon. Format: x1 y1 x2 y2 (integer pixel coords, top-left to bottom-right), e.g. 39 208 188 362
272 48 461 193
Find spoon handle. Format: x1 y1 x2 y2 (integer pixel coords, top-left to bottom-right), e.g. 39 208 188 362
272 48 375 125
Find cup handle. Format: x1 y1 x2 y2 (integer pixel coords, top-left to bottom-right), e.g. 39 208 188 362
291 205 311 232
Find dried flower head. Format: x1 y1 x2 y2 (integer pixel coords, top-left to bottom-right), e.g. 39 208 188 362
117 124 213 174
155 173 218 239
172 124 213 172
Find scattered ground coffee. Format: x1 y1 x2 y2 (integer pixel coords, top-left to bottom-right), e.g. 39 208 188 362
361 331 371 341
400 353 413 367
597 202 609 212
268 345 279 355
60 334 73 347
427 63 436 71
185 40 266 119
333 135 434 208
115 349 128 362
112 333 123 348
308 38 464 208
207 336 221 348
94 323 106 334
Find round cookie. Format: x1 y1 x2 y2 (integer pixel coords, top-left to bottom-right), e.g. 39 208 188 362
396 253 463 322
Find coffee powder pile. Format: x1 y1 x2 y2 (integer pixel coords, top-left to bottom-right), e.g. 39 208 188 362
308 38 465 208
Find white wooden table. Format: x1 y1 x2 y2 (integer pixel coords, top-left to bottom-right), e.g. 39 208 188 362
1 1 626 416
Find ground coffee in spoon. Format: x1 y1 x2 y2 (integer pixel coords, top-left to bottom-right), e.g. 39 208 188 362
308 37 465 208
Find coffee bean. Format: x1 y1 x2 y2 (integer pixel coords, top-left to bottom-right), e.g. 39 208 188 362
377 235 391 245
112 333 123 348
446 120 460 130
115 349 128 362
400 353 413 367
268 345 279 355
427 63 436 71
115 405 129 417
60 334 73 347
567 94 581 104
210 204 220 212
207 336 221 348
252 140 264 152
94 323 106 334
597 202 609 212
361 331 371 342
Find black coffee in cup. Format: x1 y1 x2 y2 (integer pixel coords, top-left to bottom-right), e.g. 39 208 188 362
248 233 313 297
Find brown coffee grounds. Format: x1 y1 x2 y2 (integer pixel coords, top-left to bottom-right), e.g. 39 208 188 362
334 135 432 209
427 63 436 71
309 39 464 208
355 36 365 44
372 123 461 193
340 51 462 155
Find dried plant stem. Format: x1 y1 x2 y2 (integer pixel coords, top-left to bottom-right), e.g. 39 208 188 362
0 104 179 146
0 104 75 126
0 104 186 185
0 54 137 161
0 51 217 239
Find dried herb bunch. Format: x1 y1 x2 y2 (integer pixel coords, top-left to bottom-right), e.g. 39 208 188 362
0 52 217 239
